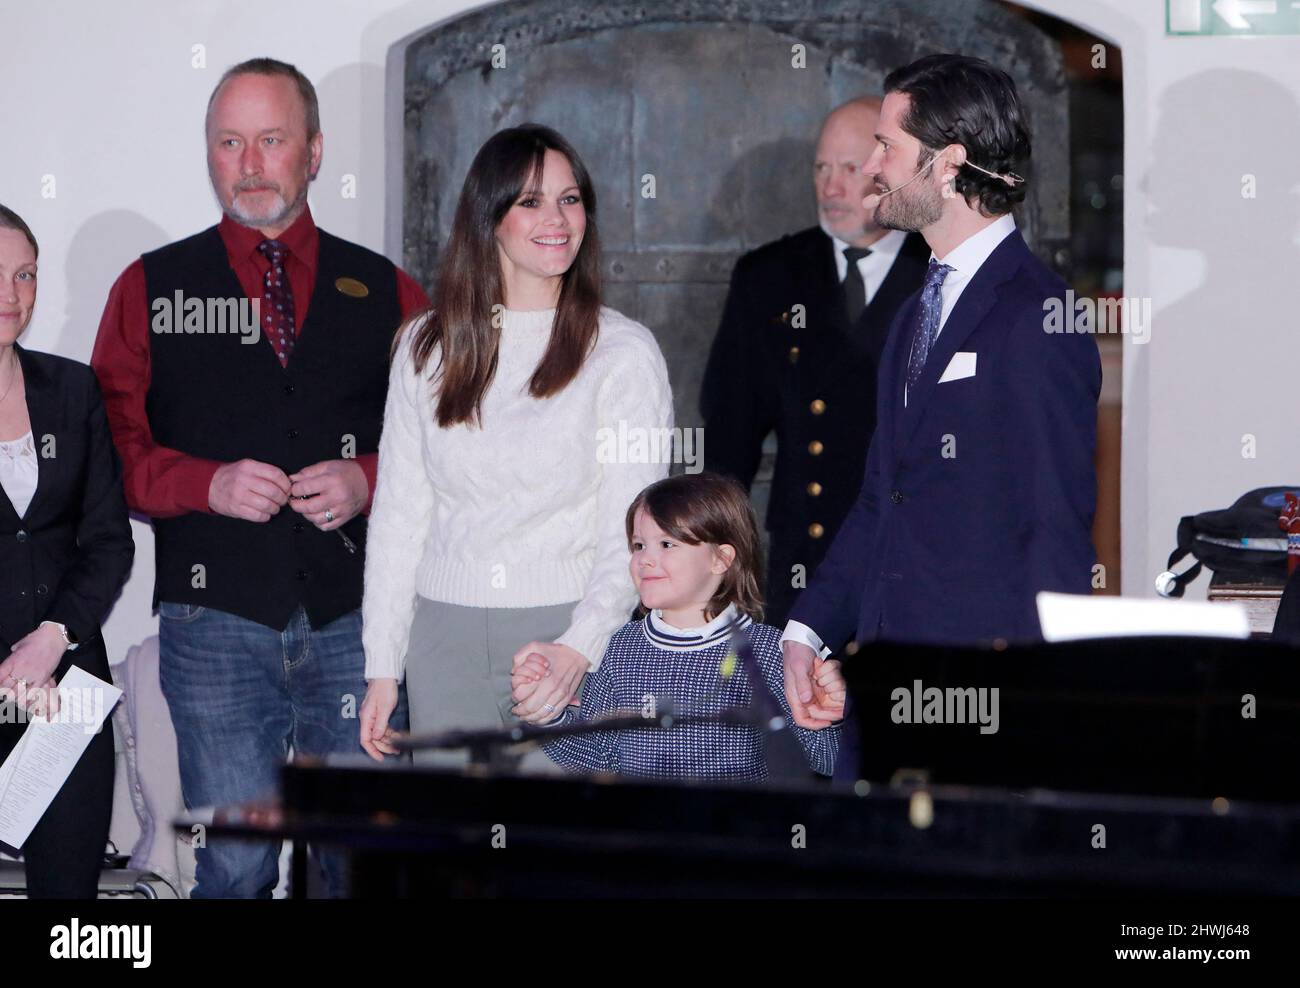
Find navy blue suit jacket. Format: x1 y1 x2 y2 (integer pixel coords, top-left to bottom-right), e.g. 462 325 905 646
789 228 1101 649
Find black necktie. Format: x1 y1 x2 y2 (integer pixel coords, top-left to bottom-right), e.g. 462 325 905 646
842 246 871 324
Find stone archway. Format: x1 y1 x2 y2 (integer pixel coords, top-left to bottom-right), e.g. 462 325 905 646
400 0 1071 430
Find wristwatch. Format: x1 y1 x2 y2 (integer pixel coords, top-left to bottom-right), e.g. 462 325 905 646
39 620 80 651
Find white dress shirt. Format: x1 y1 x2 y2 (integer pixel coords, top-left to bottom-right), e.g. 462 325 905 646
0 431 37 519
929 213 1016 340
782 214 1017 657
829 228 909 308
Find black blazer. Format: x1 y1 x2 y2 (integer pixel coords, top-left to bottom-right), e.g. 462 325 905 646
0 344 134 676
700 227 929 544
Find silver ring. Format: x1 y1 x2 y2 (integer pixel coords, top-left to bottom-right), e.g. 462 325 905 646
324 509 335 523
542 703 556 712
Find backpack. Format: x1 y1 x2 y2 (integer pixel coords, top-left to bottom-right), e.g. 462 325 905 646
1156 486 1300 597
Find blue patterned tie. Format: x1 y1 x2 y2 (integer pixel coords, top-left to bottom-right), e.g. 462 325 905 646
907 258 954 392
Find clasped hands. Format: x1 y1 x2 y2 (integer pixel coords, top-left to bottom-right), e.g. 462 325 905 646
208 457 366 529
510 642 590 725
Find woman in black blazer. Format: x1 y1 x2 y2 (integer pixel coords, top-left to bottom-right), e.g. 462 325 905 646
0 206 134 898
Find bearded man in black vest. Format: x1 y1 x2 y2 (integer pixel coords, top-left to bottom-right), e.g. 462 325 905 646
91 58 428 898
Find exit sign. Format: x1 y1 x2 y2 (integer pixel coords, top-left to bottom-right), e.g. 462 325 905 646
1168 0 1300 34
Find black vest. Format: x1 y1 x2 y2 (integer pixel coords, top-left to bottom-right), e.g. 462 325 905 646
141 226 401 630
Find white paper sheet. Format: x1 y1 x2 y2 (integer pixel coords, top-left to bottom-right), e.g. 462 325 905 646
1037 591 1251 642
0 665 122 850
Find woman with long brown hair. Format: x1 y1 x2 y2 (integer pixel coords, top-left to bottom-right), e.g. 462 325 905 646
357 125 673 763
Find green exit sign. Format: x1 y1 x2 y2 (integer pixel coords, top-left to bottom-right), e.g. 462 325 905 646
1168 0 1300 34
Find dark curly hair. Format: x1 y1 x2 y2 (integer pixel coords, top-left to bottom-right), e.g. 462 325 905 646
883 53 1031 217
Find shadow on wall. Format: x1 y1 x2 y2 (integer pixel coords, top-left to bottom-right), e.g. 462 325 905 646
312 61 388 254
701 135 817 247
54 211 170 364
1143 70 1300 493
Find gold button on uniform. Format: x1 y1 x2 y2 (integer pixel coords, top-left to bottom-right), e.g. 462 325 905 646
808 440 823 455
810 399 826 415
807 481 822 497
809 522 825 539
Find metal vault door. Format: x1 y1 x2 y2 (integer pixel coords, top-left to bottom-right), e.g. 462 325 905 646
401 0 1069 439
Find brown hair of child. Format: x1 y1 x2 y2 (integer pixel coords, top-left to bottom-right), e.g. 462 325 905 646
625 472 765 623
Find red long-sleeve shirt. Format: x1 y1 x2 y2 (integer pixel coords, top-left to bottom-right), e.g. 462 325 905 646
90 209 429 519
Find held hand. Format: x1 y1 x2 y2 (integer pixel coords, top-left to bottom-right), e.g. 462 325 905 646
782 639 822 729
0 625 66 715
288 460 368 531
359 678 401 762
510 642 588 724
510 652 551 704
804 657 847 727
209 459 292 522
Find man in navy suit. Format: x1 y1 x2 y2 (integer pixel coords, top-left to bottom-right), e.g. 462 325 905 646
782 54 1101 731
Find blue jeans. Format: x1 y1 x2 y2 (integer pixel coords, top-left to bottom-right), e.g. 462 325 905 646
158 602 406 898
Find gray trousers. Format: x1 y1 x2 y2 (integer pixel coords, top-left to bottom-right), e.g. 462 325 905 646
403 596 576 772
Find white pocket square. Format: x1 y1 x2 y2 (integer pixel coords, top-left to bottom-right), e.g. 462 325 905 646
938 351 977 383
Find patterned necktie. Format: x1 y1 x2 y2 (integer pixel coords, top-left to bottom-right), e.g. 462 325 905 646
906 258 954 392
841 246 871 323
257 239 296 366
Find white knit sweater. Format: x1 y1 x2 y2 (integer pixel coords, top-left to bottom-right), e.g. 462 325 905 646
362 305 674 681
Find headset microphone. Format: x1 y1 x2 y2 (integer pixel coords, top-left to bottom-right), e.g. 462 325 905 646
861 154 942 211
862 153 1024 211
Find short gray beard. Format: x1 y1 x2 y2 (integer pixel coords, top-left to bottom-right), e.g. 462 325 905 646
215 177 309 231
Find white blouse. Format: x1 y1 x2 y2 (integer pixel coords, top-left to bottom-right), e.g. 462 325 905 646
0 431 38 518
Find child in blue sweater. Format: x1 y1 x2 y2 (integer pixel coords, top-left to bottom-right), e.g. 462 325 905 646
511 472 845 782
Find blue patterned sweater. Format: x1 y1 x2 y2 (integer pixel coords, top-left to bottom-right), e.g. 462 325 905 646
542 605 839 782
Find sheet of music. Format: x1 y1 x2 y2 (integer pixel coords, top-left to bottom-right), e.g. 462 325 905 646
0 665 121 850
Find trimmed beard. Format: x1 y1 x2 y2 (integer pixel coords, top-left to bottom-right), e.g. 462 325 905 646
218 179 309 231
875 152 945 232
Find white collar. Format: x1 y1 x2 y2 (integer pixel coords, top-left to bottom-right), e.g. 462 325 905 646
929 213 1016 279
643 603 752 651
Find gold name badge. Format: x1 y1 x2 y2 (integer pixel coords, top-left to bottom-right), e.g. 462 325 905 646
335 277 369 298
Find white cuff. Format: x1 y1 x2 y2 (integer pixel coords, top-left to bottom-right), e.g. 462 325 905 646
780 619 832 659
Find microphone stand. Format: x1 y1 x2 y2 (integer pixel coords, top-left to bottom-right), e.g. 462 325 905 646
725 624 812 785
